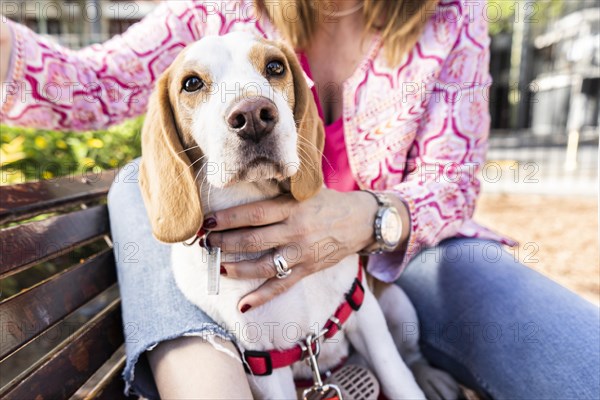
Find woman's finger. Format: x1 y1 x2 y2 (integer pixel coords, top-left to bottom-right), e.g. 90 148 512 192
222 251 301 280
237 264 310 312
207 223 296 254
203 196 294 231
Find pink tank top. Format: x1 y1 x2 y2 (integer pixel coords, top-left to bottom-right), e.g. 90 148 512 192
299 53 359 193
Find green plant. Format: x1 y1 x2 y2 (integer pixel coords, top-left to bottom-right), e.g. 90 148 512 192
0 116 143 184
488 0 565 36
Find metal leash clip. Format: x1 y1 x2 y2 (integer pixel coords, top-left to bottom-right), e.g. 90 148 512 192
302 334 343 400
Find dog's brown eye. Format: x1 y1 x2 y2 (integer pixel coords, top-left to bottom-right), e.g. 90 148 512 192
183 76 204 92
266 61 285 77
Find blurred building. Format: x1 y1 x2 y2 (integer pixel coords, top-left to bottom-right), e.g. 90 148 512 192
489 0 599 138
2 0 159 48
485 1 598 195
531 7 599 137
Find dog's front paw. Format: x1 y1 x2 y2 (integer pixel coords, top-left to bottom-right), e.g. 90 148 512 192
411 362 461 400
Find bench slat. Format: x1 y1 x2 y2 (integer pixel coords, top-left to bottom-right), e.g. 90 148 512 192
0 249 117 360
1 299 123 400
92 372 130 400
70 344 128 400
0 205 110 278
0 170 116 225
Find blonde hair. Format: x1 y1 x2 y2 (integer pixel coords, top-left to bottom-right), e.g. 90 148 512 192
255 0 440 66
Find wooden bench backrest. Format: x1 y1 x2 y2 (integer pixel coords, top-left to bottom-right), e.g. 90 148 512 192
0 171 128 399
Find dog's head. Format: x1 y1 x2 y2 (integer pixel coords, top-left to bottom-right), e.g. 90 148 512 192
139 32 325 243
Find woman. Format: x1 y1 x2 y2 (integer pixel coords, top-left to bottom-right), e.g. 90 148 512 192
1 1 598 398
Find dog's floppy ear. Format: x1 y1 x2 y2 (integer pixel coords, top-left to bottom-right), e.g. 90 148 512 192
139 70 203 243
277 43 325 201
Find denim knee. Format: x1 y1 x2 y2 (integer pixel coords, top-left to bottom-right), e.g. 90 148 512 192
398 238 600 399
107 159 142 212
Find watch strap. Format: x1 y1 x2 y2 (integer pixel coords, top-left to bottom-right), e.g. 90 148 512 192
361 190 390 208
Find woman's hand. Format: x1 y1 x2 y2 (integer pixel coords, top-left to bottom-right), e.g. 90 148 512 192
1 15 13 82
204 189 379 312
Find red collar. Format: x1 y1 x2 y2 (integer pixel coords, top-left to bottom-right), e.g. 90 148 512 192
243 263 365 376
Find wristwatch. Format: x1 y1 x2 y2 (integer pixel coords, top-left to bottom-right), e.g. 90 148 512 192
360 191 403 254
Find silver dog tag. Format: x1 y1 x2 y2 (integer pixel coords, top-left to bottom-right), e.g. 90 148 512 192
206 246 221 295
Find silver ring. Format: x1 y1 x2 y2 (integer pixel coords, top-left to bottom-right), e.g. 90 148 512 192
273 253 291 279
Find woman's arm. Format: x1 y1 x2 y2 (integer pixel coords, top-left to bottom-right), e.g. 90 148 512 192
148 336 252 399
1 16 12 82
0 1 221 131
368 3 493 281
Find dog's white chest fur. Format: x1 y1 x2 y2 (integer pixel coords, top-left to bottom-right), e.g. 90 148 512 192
172 245 359 371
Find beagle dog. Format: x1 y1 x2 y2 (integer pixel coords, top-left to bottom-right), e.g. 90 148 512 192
139 31 458 399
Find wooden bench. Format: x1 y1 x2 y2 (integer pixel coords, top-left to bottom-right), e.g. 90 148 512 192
0 170 130 399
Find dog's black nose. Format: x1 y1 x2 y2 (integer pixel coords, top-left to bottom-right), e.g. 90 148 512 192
227 97 278 143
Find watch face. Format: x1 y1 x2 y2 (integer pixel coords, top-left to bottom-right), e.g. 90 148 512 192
381 208 402 246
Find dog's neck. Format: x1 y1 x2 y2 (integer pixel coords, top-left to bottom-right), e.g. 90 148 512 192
199 177 285 216
185 163 289 262
196 178 284 263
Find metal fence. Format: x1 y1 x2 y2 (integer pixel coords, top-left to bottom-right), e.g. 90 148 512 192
484 129 598 195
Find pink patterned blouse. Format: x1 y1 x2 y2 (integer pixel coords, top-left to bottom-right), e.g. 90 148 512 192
0 0 515 281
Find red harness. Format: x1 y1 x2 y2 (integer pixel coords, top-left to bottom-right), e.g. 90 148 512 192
243 264 365 376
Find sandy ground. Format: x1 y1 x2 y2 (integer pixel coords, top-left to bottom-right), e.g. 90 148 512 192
474 193 599 305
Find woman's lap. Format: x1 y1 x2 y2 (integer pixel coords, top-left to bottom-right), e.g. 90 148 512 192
109 160 599 399
107 160 231 399
398 238 600 399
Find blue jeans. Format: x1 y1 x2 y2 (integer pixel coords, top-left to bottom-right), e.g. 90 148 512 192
397 241 600 399
108 160 600 399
